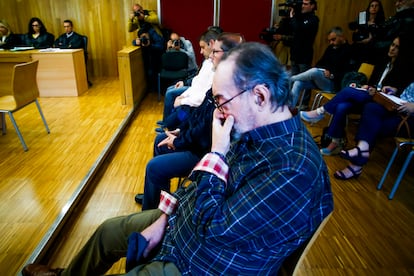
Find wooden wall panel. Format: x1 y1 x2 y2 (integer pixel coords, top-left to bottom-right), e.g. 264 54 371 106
0 0 396 78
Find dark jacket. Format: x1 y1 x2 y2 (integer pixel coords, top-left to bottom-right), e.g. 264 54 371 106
0 33 20 49
368 59 414 95
315 42 353 91
173 89 215 157
54 32 85 49
22 32 54 49
289 11 319 65
375 8 414 56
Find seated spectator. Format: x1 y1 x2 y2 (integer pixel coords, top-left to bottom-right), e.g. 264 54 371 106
0 19 19 49
54 20 85 49
54 19 92 86
157 29 219 128
161 32 245 131
289 26 353 108
136 32 244 210
166 32 198 77
22 42 333 276
21 17 54 49
133 23 165 91
335 81 414 180
300 35 414 156
349 0 385 66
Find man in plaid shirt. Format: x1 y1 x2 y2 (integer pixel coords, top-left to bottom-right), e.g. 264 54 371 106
23 42 333 276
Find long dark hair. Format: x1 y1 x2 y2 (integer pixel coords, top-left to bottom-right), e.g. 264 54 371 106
366 0 385 25
27 17 47 35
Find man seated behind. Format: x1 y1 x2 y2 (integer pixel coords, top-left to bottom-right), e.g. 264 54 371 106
290 26 353 108
54 20 85 49
166 32 198 77
22 42 333 276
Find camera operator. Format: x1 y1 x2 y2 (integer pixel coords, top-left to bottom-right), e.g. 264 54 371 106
348 0 385 66
132 23 165 92
128 3 162 37
282 0 319 76
166 32 198 76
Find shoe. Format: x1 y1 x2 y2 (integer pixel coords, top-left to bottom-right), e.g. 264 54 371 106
300 111 324 123
320 141 344 156
135 193 144 204
22 264 64 276
339 146 369 166
156 120 164 126
334 165 362 180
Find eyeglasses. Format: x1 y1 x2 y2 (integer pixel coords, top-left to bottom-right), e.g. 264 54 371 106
212 49 226 55
214 89 249 112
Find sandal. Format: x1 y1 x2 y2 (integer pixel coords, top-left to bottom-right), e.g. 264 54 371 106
339 146 369 166
334 165 362 180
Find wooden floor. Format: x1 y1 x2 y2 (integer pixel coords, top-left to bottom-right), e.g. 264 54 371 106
1 78 413 275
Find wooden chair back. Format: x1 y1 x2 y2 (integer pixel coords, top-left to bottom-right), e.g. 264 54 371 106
11 60 39 109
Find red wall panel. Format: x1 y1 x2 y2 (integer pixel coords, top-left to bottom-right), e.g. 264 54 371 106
161 0 215 65
219 0 273 42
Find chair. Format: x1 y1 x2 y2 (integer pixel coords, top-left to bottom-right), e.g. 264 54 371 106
311 63 375 110
278 212 332 276
0 60 50 151
157 51 189 101
377 137 414 199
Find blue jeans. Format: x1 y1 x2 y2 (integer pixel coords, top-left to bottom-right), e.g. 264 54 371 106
142 133 200 210
290 68 334 107
324 87 372 139
356 102 414 148
163 85 188 121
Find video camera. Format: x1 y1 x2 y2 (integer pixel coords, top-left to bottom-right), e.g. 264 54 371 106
172 40 180 47
278 0 303 17
259 27 279 43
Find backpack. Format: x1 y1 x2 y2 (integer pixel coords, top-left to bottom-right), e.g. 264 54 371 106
341 71 368 89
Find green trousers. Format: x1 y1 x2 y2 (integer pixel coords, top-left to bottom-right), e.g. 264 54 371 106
61 209 181 276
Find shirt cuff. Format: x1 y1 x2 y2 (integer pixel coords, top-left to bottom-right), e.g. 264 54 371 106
158 191 178 215
191 152 229 183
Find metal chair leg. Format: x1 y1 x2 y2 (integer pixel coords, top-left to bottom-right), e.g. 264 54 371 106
7 112 28 151
35 99 50 134
388 151 414 200
1 113 6 135
377 146 399 190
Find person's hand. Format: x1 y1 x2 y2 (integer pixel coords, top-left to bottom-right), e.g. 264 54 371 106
157 129 178 150
398 102 414 114
324 69 331 78
140 214 168 258
367 86 376 96
167 40 173 49
211 109 234 155
173 97 182 108
175 81 184 88
382 86 397 95
130 12 136 20
135 38 141 46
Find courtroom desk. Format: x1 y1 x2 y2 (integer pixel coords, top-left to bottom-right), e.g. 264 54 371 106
117 46 147 106
0 49 88 97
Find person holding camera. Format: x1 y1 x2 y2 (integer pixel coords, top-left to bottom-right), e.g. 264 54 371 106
166 32 198 77
132 23 165 91
284 0 319 76
349 0 385 66
128 3 162 37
